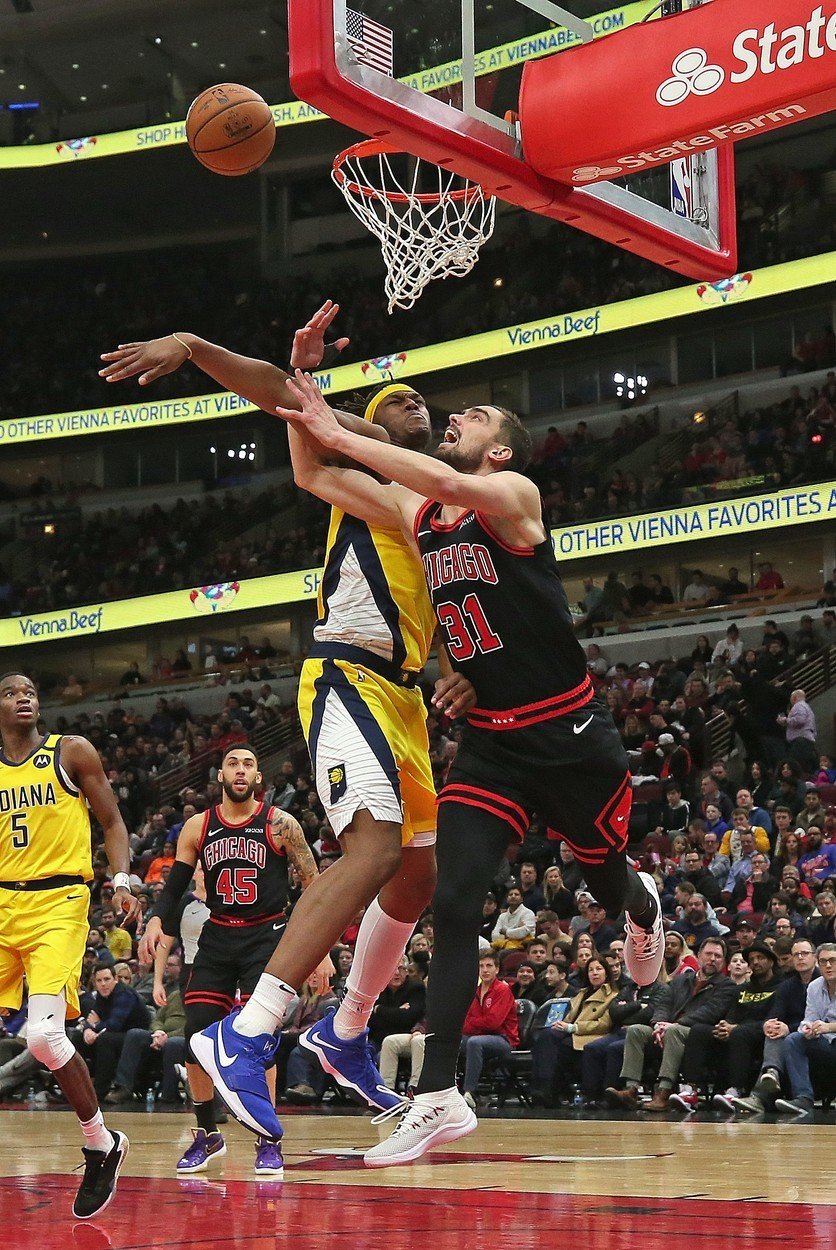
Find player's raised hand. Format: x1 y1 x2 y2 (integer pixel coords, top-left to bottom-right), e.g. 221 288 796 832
290 300 350 371
432 672 477 719
99 334 192 385
276 370 342 446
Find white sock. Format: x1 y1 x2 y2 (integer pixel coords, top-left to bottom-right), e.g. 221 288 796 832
80 1110 113 1154
333 897 416 1040
234 974 296 1037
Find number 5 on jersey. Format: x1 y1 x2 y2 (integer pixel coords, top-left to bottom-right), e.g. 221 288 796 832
11 813 29 849
436 593 503 662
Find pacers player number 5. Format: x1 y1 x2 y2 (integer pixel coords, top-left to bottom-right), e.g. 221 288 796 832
436 594 503 662
11 813 29 849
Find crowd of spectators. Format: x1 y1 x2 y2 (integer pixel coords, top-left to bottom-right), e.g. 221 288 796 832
0 484 329 620
535 372 836 528
1 148 833 427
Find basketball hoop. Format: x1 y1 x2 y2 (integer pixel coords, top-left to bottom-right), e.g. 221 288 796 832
332 138 496 314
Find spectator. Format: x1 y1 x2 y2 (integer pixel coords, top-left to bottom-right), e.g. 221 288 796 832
791 615 821 659
606 937 735 1112
647 573 674 606
74 965 150 1099
701 831 731 887
809 891 836 946
656 783 690 836
755 561 785 592
699 773 733 823
61 674 84 700
728 851 778 915
719 811 771 864
541 867 574 920
680 849 722 907
282 973 341 1104
674 893 723 950
711 625 742 669
797 788 827 834
779 688 818 774
733 935 821 1113
98 907 133 962
460 952 519 1111
492 887 537 951
144 839 177 884
719 567 748 599
797 829 836 887
512 963 551 1007
119 661 145 687
517 862 545 914
735 788 773 837
627 572 653 613
773 941 836 1114
530 956 618 1107
104 952 185 1103
683 573 711 604
664 932 699 978
584 901 618 952
679 939 781 1110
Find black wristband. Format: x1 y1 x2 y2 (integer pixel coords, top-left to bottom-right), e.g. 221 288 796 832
152 860 195 932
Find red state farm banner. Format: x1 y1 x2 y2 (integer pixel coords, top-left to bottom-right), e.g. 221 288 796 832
519 0 836 185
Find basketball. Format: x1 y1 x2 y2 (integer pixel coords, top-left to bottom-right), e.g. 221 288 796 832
186 83 275 176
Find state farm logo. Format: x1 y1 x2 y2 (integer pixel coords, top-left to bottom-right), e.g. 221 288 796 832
656 48 725 107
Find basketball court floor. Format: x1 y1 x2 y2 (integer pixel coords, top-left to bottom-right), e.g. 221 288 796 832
1 1105 834 1250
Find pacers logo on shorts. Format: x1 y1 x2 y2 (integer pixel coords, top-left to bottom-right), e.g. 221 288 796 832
328 764 347 805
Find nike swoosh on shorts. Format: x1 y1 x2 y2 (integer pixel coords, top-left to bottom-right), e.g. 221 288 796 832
573 714 594 735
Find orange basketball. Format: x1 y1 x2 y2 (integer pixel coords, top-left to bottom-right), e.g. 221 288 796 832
186 83 275 176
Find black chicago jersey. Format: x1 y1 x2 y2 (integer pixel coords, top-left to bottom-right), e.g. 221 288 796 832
197 801 288 925
414 500 591 726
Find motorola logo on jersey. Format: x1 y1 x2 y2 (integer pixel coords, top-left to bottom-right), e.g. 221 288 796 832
422 542 499 594
33 754 51 769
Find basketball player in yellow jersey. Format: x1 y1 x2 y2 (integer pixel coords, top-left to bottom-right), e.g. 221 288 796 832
101 303 473 1124
0 673 141 1218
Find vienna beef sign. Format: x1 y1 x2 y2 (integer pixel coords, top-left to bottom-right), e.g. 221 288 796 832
521 0 836 184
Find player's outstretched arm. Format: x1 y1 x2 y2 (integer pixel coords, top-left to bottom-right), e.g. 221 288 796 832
280 371 541 523
99 298 349 414
62 736 142 929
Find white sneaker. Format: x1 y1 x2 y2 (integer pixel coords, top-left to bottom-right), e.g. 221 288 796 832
463 1092 477 1112
712 1087 739 1112
624 871 665 986
363 1088 477 1168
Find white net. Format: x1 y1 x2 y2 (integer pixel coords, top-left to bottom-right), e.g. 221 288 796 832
332 141 496 314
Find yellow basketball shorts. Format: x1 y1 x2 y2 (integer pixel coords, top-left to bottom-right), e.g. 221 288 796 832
0 885 89 1019
298 657 437 846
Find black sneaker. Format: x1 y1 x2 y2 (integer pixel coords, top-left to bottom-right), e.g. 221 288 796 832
72 1131 129 1219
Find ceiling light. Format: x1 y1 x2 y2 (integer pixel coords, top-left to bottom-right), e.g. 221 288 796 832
219 62 226 69
18 83 25 90
191 40 199 48
79 95 87 102
260 28 267 35
101 83 108 89
72 63 79 70
153 36 162 45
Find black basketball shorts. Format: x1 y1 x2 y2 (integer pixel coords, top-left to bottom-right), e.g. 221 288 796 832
184 916 286 1015
439 696 631 866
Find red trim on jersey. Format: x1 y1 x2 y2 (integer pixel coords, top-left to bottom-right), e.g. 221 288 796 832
213 800 265 830
552 832 612 866
209 910 285 929
474 510 535 556
438 789 528 842
195 808 212 856
467 675 593 730
412 497 435 546
263 806 288 858
429 505 471 532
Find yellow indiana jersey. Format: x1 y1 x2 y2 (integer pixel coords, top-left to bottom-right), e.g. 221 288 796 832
0 734 92 882
313 506 435 672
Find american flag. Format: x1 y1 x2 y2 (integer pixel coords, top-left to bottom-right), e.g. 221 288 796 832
345 8 394 76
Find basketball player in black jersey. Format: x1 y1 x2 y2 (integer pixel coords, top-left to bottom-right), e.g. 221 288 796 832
142 742 317 1176
274 372 665 1164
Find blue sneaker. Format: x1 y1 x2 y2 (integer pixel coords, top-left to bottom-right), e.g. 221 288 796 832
176 1129 226 1173
254 1138 284 1177
298 1015 402 1111
189 1009 283 1140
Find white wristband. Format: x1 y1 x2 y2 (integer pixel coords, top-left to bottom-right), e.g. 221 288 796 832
113 872 132 892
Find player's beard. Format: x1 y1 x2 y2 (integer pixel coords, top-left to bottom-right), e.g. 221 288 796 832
221 779 258 804
434 440 483 473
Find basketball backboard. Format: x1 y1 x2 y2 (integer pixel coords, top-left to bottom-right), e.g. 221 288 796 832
288 0 738 281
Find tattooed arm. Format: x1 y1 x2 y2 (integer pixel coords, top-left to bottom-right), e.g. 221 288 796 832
269 809 319 890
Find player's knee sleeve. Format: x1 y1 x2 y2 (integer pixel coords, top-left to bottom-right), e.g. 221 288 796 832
27 1019 76 1071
